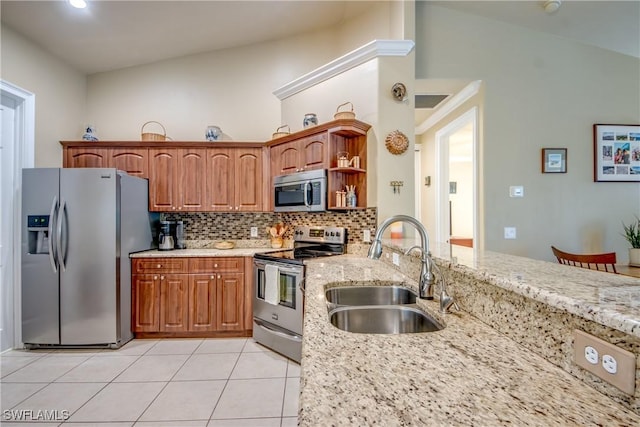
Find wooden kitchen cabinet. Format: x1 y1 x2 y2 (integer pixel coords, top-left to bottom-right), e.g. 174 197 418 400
327 125 368 210
132 258 189 333
266 119 371 210
149 148 207 212
206 147 263 212
64 146 149 178
270 131 328 177
217 272 244 331
132 257 247 337
132 274 160 332
65 147 110 168
159 274 189 332
110 148 149 178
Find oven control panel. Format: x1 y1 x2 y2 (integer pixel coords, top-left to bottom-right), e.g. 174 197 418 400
293 226 346 244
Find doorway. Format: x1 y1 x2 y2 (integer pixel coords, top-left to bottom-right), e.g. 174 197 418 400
435 107 478 248
1 80 35 351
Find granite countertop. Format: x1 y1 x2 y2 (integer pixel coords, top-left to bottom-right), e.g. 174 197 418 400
299 255 640 425
130 247 278 258
422 241 640 338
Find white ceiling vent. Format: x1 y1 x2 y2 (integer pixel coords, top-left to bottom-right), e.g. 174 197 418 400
415 94 449 109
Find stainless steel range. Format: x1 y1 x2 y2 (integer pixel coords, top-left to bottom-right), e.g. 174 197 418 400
253 226 346 362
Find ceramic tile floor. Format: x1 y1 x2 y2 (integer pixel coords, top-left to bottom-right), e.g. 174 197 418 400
0 338 300 426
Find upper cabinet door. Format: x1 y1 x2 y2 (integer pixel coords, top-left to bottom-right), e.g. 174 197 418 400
65 148 109 168
270 143 301 176
235 148 263 211
149 148 178 211
178 149 206 211
206 148 235 211
299 132 328 171
110 148 149 178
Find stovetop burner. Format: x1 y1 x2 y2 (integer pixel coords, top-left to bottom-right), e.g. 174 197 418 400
254 226 347 265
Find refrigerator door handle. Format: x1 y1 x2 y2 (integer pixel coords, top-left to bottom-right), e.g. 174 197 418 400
48 196 58 272
56 199 67 271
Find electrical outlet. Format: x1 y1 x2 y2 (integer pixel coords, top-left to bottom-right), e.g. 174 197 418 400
250 226 258 238
584 346 598 364
573 330 635 395
602 354 617 374
392 253 400 266
363 229 371 243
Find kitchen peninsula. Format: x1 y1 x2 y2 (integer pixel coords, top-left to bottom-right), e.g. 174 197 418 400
299 244 640 425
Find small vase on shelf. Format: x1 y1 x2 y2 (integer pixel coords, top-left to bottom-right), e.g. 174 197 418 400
303 113 318 128
205 125 222 141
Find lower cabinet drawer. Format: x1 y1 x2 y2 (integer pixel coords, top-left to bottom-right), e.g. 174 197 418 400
133 258 188 274
189 257 243 273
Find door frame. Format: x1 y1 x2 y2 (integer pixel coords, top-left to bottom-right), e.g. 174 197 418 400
1 80 35 349
435 106 478 247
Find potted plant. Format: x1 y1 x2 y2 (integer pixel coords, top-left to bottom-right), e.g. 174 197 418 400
622 216 640 266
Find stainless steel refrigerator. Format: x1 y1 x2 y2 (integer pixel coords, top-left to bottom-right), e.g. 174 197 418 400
21 168 156 348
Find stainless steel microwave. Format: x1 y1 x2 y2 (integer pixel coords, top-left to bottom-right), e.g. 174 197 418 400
273 169 326 212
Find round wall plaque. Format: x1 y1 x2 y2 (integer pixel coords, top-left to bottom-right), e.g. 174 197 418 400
385 130 409 155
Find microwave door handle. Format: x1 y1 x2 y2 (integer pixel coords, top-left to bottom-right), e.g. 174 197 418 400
303 181 311 207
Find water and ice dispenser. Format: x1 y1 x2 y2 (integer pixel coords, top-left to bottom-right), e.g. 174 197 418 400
27 215 50 254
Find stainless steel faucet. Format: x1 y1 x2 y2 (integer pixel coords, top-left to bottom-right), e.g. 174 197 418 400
367 215 435 299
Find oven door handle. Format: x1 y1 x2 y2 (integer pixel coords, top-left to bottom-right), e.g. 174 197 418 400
298 277 306 294
254 318 302 342
276 266 303 275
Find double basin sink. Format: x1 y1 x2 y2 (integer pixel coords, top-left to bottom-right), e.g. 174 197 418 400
325 285 443 334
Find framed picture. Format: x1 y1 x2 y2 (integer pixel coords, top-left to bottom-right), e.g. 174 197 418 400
593 124 640 182
542 148 567 173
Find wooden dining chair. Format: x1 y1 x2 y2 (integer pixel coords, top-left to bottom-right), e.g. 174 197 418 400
551 246 618 273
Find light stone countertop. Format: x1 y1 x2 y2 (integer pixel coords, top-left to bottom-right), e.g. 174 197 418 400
299 255 640 425
130 247 278 258
421 241 640 338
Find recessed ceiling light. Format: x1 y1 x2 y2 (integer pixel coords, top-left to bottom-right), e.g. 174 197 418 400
69 0 87 9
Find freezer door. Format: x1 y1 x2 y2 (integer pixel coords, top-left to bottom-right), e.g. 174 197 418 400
21 168 61 344
59 168 118 344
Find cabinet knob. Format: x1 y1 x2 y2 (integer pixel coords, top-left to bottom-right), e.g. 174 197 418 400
210 275 215 280
172 207 176 210
154 275 158 280
157 264 161 268
214 264 218 268
235 206 238 210
178 207 182 210
160 275 165 280
218 274 221 279
229 206 233 210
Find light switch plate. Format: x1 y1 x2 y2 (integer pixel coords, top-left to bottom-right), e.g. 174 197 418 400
504 227 516 239
509 186 524 197
250 226 258 238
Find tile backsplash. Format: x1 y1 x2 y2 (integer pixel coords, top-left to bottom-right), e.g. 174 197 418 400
163 208 377 244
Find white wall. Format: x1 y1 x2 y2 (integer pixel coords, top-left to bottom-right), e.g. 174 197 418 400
0 26 86 167
416 3 640 262
85 3 394 142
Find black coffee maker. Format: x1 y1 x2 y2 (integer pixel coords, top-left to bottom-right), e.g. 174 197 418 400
158 221 175 251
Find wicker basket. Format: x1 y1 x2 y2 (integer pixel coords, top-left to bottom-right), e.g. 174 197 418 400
334 102 356 120
141 121 167 141
272 125 290 139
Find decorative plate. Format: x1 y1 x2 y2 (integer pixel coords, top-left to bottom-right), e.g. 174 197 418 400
214 241 235 250
385 130 409 155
